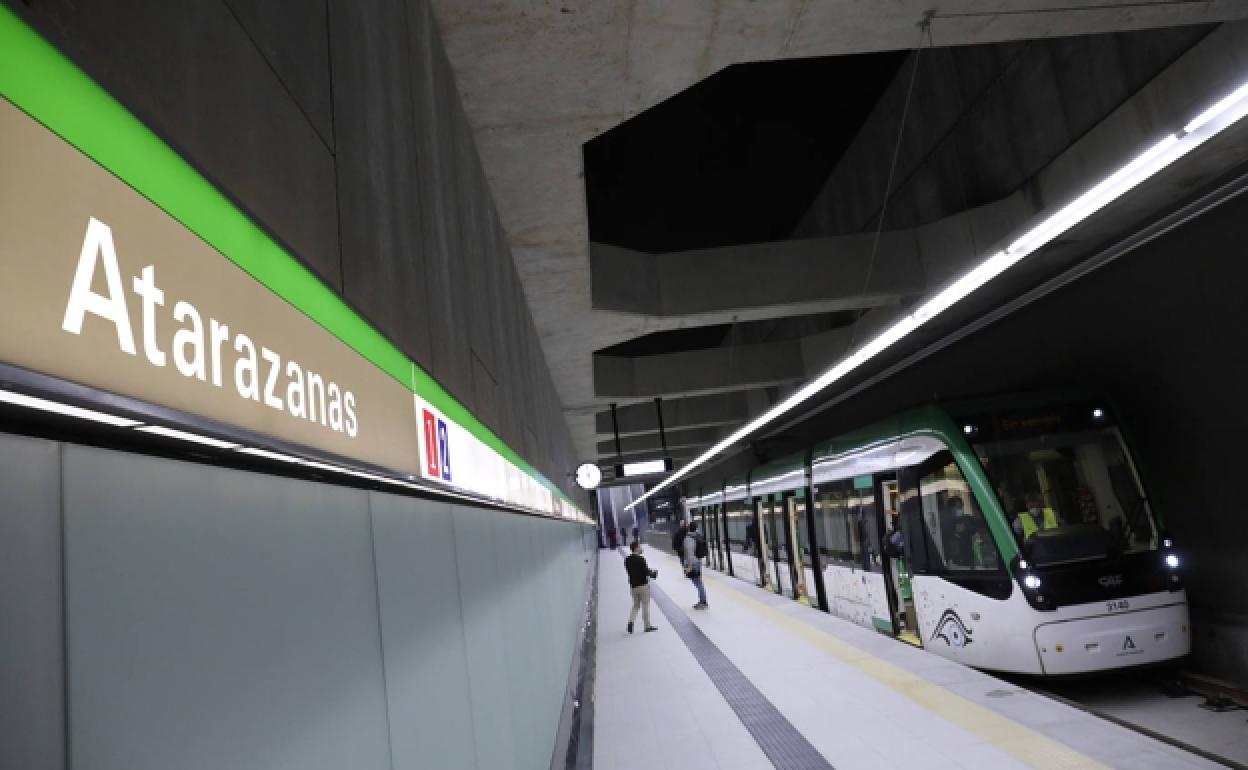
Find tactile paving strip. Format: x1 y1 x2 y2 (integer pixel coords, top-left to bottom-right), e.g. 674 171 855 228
649 579 835 770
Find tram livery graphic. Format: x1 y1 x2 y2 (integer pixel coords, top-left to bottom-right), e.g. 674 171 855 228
931 609 974 649
685 394 1188 675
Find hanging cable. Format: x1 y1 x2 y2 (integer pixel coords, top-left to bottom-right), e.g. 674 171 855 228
850 14 934 348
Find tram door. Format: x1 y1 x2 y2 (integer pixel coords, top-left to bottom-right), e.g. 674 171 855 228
753 499 772 589
785 495 811 605
877 474 920 647
709 506 723 571
764 498 791 596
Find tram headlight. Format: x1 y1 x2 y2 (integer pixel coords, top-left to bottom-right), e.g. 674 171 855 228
1024 574 1042 590
1165 553 1180 569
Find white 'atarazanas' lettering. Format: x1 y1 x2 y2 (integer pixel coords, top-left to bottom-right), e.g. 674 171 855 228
60 216 360 438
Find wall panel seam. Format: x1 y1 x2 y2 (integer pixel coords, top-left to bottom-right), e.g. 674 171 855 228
367 495 397 770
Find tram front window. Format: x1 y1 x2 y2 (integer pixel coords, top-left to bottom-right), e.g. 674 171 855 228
973 425 1158 558
912 454 1001 572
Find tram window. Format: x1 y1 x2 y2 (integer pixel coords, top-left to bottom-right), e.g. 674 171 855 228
914 452 1002 573
974 425 1158 554
725 502 745 551
847 494 863 562
855 484 882 573
815 482 855 564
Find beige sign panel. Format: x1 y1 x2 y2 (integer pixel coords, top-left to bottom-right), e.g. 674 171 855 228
0 98 422 474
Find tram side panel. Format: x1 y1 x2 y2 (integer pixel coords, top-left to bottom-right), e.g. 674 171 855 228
909 576 1044 674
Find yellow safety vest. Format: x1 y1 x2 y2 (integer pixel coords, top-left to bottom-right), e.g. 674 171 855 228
1018 507 1058 539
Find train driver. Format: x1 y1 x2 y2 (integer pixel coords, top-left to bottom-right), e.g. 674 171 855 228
1012 488 1062 540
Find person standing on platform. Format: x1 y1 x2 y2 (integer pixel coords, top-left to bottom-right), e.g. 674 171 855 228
624 542 658 634
671 520 687 558
683 521 709 610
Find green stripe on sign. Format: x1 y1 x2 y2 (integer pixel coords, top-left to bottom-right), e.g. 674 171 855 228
0 5 575 508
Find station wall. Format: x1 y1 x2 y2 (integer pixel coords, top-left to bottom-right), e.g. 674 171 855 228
1 0 580 499
0 433 595 770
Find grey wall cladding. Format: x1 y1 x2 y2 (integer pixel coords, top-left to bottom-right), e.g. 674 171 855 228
6 0 582 499
1 442 592 769
0 434 63 770
370 495 478 770
63 447 393 770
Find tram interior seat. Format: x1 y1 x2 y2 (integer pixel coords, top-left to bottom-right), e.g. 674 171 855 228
1024 521 1111 566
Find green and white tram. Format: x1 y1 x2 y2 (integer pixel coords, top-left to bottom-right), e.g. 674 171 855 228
687 395 1188 675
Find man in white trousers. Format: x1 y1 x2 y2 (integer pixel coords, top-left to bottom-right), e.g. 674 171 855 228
624 541 658 633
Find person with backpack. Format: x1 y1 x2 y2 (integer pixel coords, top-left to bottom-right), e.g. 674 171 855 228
683 521 709 610
670 520 687 558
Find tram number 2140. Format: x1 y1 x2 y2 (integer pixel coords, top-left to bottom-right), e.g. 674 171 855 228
1106 599 1131 613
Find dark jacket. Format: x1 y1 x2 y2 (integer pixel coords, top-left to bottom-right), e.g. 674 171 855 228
624 553 655 588
671 525 687 554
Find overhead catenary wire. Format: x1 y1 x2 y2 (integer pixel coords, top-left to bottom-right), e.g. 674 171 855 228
850 14 933 350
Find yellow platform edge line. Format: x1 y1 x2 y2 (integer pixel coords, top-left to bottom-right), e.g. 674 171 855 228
678 557 1110 770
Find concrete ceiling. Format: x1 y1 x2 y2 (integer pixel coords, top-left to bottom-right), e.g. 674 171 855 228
427 0 1248 477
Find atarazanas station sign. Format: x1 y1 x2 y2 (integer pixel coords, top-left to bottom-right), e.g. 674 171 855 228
0 29 575 519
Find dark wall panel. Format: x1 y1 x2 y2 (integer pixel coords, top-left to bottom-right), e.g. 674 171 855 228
222 0 334 145
329 0 434 368
9 0 341 286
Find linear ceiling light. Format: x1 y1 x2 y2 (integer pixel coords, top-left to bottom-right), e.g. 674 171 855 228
137 424 240 449
626 80 1248 511
0 389 142 427
237 446 305 464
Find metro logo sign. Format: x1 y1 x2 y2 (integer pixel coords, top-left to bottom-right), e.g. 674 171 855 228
421 408 452 482
413 393 555 511
438 418 452 481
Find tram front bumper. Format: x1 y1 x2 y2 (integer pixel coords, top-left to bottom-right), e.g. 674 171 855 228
1033 601 1190 675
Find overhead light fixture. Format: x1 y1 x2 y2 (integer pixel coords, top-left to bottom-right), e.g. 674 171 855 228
137 424 240 449
298 458 345 474
626 79 1248 512
1185 81 1248 134
0 389 142 427
237 446 304 464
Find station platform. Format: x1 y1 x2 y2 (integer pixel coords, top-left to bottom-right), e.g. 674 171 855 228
592 547 1217 770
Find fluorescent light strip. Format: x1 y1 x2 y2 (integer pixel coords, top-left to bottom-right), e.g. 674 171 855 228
1185 81 1248 134
0 387 582 516
626 79 1248 512
0 389 142 427
237 447 304 464
1007 135 1186 257
297 459 345 474
137 425 240 449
